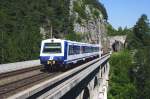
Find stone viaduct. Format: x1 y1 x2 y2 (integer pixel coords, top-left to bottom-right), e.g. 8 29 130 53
108 36 127 52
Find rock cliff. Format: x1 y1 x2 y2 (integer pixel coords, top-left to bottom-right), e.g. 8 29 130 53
40 0 108 46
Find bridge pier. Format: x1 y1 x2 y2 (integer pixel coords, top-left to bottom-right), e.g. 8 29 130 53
73 61 110 99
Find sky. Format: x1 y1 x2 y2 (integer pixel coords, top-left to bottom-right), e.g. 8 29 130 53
100 0 150 29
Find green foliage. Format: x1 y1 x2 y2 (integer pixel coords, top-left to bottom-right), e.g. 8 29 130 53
47 0 72 37
91 0 108 20
0 0 71 64
107 24 132 36
133 15 150 45
0 0 47 63
83 0 108 20
65 32 82 42
108 51 137 99
126 14 150 98
127 14 150 49
73 1 88 19
93 9 100 18
107 24 117 36
0 0 107 64
76 17 82 24
132 47 150 99
73 0 108 20
108 14 150 99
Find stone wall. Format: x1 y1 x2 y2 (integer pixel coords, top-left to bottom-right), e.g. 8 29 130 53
70 0 108 45
108 36 127 51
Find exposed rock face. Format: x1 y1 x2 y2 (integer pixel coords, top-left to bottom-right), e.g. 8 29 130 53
40 0 108 47
70 0 108 46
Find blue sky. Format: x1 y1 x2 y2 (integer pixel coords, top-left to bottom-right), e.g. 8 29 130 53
100 0 150 29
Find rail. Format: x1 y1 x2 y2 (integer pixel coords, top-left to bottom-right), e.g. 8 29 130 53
8 54 110 99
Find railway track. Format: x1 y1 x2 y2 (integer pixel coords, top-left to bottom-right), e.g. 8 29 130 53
0 65 42 79
0 66 62 99
0 56 104 99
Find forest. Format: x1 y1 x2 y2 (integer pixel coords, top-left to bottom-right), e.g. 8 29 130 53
108 14 150 99
107 23 132 36
0 0 107 64
0 0 73 64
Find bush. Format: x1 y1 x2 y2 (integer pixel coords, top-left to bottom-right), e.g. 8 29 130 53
108 50 137 99
65 32 82 42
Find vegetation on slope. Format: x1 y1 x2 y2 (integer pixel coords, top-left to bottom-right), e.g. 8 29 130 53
108 51 137 99
109 14 150 99
127 14 150 99
127 14 150 49
0 0 107 64
107 24 132 36
73 0 108 21
0 0 73 64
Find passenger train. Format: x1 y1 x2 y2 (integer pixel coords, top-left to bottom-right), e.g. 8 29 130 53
40 39 101 70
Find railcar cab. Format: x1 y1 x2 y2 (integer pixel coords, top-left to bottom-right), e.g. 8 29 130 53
40 39 65 66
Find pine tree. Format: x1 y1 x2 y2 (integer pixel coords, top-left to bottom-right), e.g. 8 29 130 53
127 14 150 49
133 14 150 47
128 14 150 98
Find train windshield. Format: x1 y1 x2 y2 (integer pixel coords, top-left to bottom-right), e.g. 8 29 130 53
43 43 61 53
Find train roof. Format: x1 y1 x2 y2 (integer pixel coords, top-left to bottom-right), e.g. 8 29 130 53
42 38 100 46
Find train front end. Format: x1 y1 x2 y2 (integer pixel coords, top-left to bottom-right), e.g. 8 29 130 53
40 39 65 69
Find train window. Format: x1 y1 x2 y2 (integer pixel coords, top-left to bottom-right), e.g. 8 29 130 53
94 47 96 52
95 47 99 52
74 46 80 54
69 45 80 55
89 47 92 52
82 46 98 53
78 46 80 54
92 47 94 52
82 46 86 53
69 45 74 55
43 43 61 53
83 46 88 53
87 46 89 53
81 46 83 53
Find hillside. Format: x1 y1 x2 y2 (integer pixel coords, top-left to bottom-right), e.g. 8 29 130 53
108 14 150 99
0 0 108 64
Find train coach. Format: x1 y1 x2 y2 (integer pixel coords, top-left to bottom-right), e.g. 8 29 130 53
40 39 101 70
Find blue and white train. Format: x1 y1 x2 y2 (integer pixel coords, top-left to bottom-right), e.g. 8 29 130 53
40 39 101 70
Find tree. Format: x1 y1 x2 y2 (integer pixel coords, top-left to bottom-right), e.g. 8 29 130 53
107 24 131 36
127 14 150 49
108 51 137 99
107 24 117 36
127 14 150 99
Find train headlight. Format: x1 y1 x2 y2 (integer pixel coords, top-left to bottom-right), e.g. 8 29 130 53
47 60 55 65
53 61 55 64
47 61 51 64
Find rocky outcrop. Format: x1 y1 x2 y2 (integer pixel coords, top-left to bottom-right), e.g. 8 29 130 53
70 0 108 46
40 0 108 47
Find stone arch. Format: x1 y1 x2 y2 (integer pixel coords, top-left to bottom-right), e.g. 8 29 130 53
109 36 126 52
82 87 90 99
112 40 124 52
